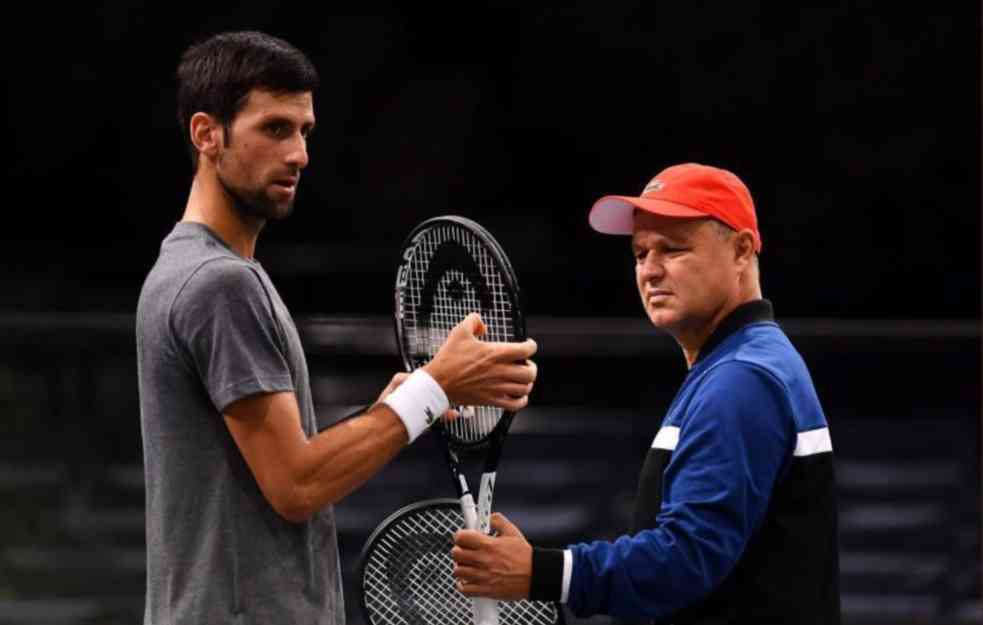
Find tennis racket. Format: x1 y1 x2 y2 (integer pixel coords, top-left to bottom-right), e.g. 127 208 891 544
359 499 563 625
394 215 526 625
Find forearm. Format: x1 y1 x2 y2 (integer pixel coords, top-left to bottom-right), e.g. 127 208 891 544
227 371 449 523
561 523 729 619
287 404 409 519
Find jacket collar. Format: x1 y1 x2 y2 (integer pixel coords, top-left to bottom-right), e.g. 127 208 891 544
693 299 775 366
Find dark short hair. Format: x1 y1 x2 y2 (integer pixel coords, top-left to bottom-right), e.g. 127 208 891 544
176 31 319 170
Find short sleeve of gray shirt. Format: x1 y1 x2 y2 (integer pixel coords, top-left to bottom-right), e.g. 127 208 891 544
171 258 294 412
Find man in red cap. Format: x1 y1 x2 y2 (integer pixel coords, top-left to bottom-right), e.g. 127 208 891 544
452 163 840 624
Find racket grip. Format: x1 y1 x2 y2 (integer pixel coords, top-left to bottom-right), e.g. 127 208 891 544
475 597 499 625
460 494 500 625
461 492 498 625
460 493 479 530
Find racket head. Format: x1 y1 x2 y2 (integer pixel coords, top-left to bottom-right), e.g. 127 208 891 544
359 498 563 625
394 216 527 451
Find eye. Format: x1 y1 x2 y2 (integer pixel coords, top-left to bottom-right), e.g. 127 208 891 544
265 121 291 138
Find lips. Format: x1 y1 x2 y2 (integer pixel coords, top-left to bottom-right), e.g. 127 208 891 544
646 290 672 305
270 177 298 200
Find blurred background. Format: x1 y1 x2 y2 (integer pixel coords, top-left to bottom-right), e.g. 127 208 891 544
0 2 979 624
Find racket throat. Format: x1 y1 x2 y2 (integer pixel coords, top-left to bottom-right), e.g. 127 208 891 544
459 489 479 531
477 472 496 534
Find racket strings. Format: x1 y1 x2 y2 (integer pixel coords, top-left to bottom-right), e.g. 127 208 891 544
402 224 517 444
363 505 559 625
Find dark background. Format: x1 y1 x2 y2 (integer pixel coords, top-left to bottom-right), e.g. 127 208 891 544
2 3 979 320
0 3 979 625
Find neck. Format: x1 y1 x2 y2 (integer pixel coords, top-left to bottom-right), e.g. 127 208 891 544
677 308 734 369
181 168 265 259
678 283 762 368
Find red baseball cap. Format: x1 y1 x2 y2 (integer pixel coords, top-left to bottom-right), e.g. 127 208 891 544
588 162 762 252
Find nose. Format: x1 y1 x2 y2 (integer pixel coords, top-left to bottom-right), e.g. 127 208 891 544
637 251 665 282
285 133 309 170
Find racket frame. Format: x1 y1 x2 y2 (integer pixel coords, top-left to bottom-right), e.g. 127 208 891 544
358 498 462 625
393 216 527 625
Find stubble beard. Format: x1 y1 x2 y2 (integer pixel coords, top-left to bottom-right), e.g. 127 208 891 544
217 170 295 222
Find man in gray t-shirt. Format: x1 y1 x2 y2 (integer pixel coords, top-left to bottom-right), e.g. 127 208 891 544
138 32 538 624
137 222 341 623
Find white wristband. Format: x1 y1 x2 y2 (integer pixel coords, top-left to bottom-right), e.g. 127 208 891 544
382 369 449 443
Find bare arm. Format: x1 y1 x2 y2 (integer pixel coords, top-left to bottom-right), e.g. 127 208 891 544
225 313 538 523
224 391 410 523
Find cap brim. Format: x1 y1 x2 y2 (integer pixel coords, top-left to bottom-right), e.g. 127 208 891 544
589 196 709 235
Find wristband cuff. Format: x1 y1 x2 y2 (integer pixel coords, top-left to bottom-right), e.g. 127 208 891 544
382 369 449 443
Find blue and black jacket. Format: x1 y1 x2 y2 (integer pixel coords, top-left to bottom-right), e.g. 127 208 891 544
530 300 840 624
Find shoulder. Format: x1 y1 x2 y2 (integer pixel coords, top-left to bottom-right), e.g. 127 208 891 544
687 359 793 432
678 360 796 460
705 322 808 394
176 257 267 305
724 323 828 430
699 358 785 399
167 258 273 337
733 323 808 375
692 326 830 436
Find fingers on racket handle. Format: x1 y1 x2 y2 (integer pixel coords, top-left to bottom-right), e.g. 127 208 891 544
474 597 499 625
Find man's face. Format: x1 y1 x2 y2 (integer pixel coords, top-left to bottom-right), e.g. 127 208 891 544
632 211 739 336
215 89 315 221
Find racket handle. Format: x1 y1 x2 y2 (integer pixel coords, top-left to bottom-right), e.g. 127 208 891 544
475 597 499 625
459 493 499 625
476 472 499 624
460 492 479 530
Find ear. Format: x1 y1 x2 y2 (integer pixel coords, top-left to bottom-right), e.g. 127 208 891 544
189 112 223 163
733 229 756 269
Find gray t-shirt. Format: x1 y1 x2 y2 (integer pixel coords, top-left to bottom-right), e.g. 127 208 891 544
136 222 343 624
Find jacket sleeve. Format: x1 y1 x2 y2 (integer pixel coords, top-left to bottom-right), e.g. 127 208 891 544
562 362 795 620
